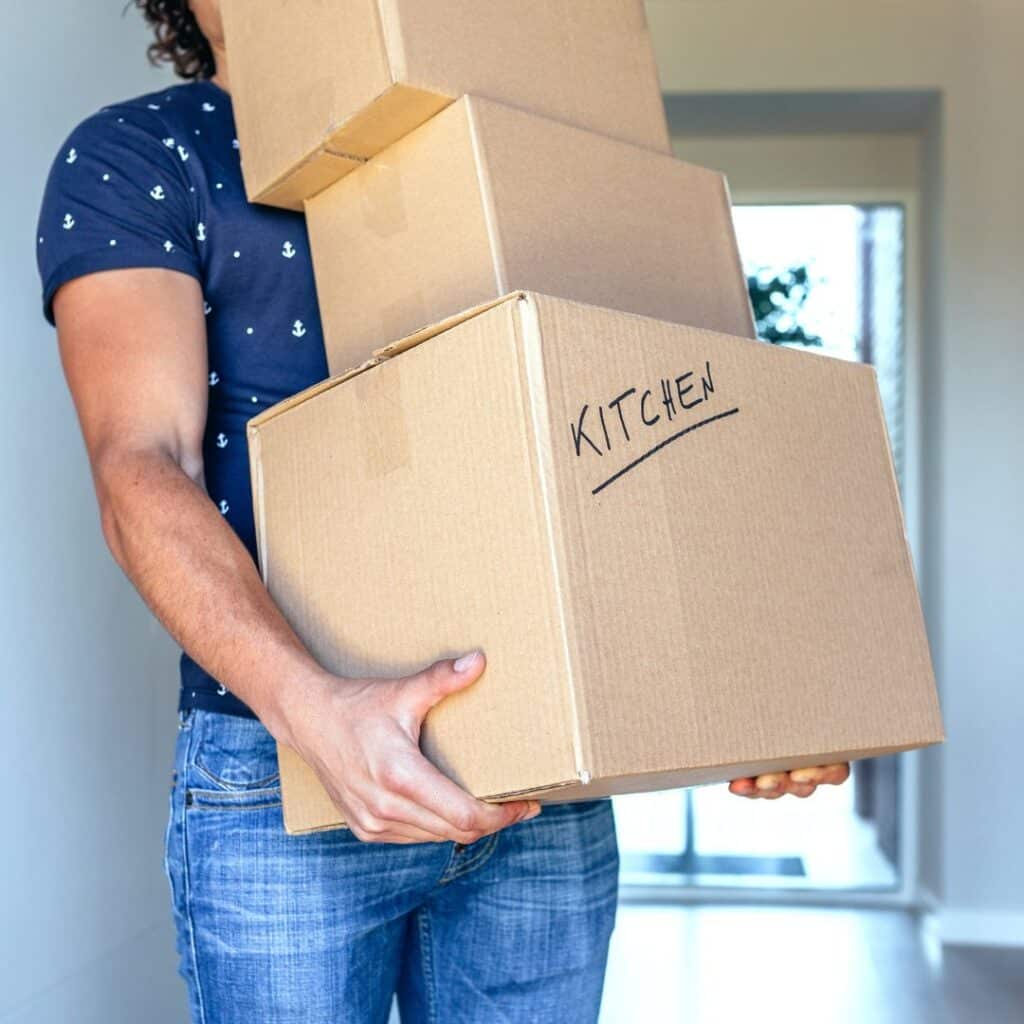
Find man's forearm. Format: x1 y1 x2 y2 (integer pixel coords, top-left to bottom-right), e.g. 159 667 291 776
96 446 326 742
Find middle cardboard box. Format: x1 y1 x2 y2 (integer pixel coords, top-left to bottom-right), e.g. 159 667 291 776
307 95 755 375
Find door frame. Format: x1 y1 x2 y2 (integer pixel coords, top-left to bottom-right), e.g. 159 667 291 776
621 187 927 911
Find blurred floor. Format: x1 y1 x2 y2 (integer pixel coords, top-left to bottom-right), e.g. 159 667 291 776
600 905 1024 1023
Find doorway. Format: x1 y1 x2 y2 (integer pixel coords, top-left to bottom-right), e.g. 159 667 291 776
616 198 923 902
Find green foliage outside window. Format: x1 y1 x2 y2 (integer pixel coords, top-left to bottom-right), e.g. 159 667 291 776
747 265 822 346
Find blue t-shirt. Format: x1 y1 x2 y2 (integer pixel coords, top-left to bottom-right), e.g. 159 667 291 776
36 79 328 719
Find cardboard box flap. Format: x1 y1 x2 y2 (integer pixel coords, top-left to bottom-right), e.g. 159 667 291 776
323 83 453 165
247 356 382 432
371 292 524 360
248 294 525 436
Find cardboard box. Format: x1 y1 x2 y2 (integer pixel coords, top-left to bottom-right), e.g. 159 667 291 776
248 292 945 835
307 95 755 375
221 0 670 210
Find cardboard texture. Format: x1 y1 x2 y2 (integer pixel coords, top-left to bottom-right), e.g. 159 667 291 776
248 293 946 835
221 0 670 210
307 95 755 375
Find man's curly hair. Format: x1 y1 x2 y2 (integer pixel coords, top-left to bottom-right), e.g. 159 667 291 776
134 0 216 80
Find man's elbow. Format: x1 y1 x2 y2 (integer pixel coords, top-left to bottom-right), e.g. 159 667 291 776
92 441 204 567
94 454 133 570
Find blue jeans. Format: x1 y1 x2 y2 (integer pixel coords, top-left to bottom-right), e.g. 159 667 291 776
164 708 620 1023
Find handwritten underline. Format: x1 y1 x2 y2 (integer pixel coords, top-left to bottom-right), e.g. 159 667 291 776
591 407 741 496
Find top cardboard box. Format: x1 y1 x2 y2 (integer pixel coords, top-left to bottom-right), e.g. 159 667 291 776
221 0 671 210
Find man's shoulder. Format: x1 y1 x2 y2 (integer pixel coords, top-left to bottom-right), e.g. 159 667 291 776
66 81 214 149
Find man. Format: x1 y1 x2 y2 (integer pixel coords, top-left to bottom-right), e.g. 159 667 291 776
36 1 850 1020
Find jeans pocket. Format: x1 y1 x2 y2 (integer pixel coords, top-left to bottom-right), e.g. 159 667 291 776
185 785 283 811
186 709 282 810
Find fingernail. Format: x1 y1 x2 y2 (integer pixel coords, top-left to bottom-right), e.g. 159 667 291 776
453 651 481 673
756 778 778 791
523 803 542 820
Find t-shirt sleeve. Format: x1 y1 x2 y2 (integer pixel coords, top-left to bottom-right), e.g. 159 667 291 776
36 106 202 326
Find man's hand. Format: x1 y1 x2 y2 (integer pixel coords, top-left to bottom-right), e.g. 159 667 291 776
727 763 851 800
282 650 541 845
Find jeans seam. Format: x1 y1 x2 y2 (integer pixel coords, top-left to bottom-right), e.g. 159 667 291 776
185 784 282 809
442 830 501 883
417 905 438 1024
180 719 209 1024
192 760 281 792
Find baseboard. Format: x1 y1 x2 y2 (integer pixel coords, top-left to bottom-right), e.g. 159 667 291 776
937 907 1024 947
914 888 1024 947
917 886 941 914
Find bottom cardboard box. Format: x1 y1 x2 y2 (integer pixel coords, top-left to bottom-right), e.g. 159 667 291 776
247 292 945 835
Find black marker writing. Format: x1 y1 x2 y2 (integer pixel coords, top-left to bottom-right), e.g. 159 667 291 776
607 387 637 442
570 361 717 458
571 404 602 457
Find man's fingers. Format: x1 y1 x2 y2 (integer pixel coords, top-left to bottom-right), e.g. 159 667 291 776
728 777 757 796
728 774 820 798
789 782 817 798
351 821 447 845
334 790 448 845
789 763 850 786
355 786 532 845
381 747 537 836
754 772 789 793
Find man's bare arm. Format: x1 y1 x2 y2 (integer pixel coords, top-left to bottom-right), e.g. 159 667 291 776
53 267 538 843
55 268 316 736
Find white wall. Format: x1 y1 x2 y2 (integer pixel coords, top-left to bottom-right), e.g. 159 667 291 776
648 0 1024 943
1 5 186 1022
673 133 920 194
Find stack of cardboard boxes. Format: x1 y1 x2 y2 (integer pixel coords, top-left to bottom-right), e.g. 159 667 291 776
224 0 944 835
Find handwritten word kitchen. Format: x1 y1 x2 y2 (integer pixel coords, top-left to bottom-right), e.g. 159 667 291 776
571 361 717 459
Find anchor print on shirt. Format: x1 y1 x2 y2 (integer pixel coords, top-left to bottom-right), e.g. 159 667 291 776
202 102 216 113
163 240 174 253
218 500 230 515
196 222 207 242
216 433 229 449
162 137 175 149
208 371 220 386
216 684 228 696
62 213 75 230
292 320 307 338
177 145 190 163
65 148 77 164
281 241 296 259
150 185 166 201
203 301 213 316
